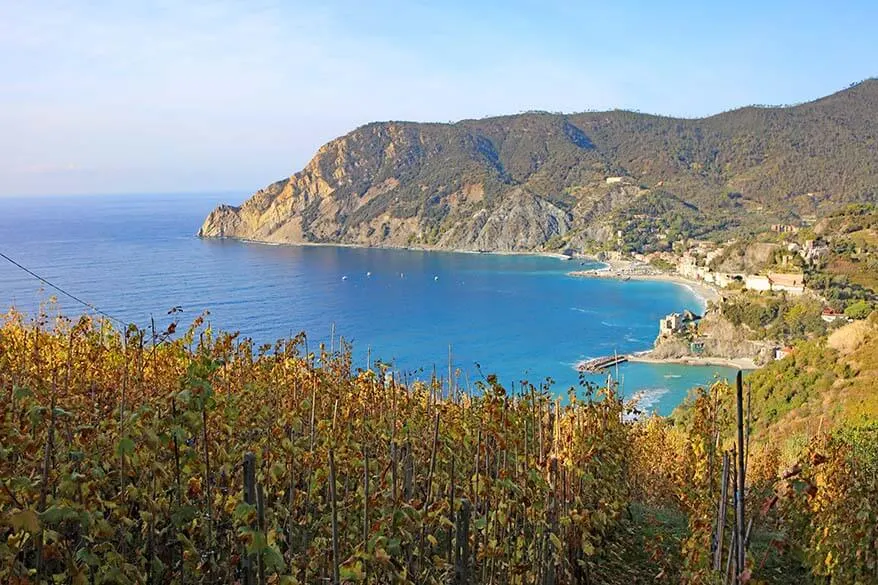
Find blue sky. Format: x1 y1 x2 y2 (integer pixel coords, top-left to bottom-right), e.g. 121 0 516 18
1 1 876 197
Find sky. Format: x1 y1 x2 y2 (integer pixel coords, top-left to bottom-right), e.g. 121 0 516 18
1 0 876 197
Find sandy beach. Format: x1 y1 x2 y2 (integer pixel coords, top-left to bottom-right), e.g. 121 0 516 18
628 353 757 370
567 258 722 309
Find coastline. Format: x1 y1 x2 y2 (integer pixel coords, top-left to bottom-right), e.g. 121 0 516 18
206 235 756 372
628 353 757 371
566 258 721 311
203 235 598 263
567 259 761 371
204 236 726 310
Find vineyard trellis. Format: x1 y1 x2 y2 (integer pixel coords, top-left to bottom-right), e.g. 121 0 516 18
2 308 876 584
0 310 632 584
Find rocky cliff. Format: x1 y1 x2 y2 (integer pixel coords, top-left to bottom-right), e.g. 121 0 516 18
200 80 878 253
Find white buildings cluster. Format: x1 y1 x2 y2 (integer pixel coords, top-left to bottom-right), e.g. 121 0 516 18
675 243 815 296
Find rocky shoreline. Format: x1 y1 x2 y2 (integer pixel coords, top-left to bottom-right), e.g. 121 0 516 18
568 260 768 371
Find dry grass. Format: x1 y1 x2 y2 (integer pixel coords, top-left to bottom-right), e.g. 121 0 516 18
744 315 878 457
827 319 872 355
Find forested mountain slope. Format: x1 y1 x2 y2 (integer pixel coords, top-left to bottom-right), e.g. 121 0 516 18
200 80 878 252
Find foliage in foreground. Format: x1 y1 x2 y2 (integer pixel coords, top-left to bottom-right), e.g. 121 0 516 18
666 379 878 584
1 310 876 584
1 310 632 584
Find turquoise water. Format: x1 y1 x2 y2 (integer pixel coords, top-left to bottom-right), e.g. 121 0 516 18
0 192 736 414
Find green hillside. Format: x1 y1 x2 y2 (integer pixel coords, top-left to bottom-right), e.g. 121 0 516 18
200 80 878 253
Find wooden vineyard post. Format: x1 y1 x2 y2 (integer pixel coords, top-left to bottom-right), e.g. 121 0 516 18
713 452 730 571
426 412 440 507
418 412 441 573
724 531 736 585
391 383 399 502
745 381 752 468
447 455 456 564
257 484 266 585
363 444 370 548
455 498 471 585
363 441 372 584
448 344 453 401
724 446 738 585
329 449 341 585
242 452 257 585
735 371 746 579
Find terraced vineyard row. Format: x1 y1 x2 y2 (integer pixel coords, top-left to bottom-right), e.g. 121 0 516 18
0 311 632 584
2 309 875 584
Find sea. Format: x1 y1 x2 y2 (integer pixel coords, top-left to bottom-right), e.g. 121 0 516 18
0 192 737 415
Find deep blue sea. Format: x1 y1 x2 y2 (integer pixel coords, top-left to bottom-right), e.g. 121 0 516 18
0 192 736 414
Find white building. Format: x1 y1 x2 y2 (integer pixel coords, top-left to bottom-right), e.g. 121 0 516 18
744 275 772 291
677 254 701 279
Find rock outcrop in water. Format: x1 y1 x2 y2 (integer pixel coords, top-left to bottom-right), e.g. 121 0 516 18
200 80 878 253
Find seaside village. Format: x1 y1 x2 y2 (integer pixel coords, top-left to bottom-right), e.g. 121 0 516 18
672 233 823 296
577 220 867 369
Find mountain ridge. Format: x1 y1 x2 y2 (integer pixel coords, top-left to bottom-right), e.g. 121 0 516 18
199 80 878 253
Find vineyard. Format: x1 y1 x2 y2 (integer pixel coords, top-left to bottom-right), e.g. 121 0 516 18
1 309 876 584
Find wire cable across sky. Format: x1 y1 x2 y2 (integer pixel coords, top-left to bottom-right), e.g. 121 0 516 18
0 251 131 327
